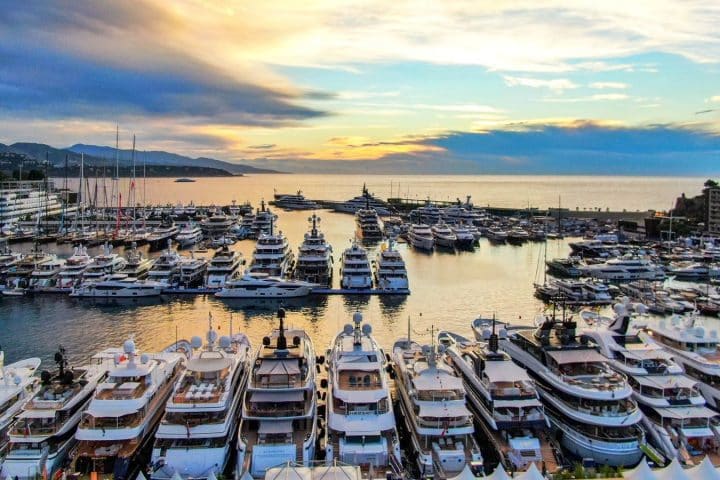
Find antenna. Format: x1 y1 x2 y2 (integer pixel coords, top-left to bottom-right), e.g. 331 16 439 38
277 308 287 350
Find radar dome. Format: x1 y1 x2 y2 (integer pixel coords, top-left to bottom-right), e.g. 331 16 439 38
499 328 508 339
438 344 447 353
421 345 431 356
353 312 363 323
613 303 627 316
191 336 203 349
362 324 372 335
695 326 705 338
219 336 231 349
343 324 354 336
207 329 218 344
482 329 491 340
123 339 136 354
140 354 150 364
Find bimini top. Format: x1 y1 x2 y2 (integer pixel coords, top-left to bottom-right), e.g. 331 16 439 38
546 349 606 365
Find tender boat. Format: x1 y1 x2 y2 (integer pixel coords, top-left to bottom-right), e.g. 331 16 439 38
340 242 372 289
294 214 333 287
236 309 318 478
324 313 402 475
151 317 252 479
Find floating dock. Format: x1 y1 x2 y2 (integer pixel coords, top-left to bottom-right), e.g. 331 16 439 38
310 288 410 296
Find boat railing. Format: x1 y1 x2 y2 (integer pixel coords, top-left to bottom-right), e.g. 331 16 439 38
246 403 306 417
80 410 144 430
493 409 544 423
560 373 625 391
10 419 59 436
417 416 471 429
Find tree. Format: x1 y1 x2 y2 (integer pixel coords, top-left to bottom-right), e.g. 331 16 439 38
705 178 718 188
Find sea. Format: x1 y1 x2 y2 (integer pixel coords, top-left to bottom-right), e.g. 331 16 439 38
0 174 707 367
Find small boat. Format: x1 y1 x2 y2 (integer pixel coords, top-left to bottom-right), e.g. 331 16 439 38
174 178 196 183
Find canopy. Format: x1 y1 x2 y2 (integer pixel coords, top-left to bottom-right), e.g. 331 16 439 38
85 404 138 418
312 466 362 480
258 420 294 435
19 409 56 419
257 360 301 376
493 399 542 409
136 473 147 480
418 402 470 418
486 465 511 480
621 349 672 361
653 458 691 480
653 405 718 420
546 349 606 365
187 357 232 373
633 374 699 390
264 464 312 480
251 390 303 402
446 465 480 480
623 458 655 480
483 360 531 383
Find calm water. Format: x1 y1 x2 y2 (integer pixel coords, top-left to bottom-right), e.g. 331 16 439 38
2 175 703 366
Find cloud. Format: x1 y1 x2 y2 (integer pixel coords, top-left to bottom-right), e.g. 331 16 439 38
503 76 579 91
709 96 720 103
247 144 277 150
589 82 629 89
542 94 630 103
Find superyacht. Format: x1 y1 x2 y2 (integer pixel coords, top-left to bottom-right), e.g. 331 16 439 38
57 245 92 289
174 223 203 249
407 224 434 251
205 246 244 288
355 206 384 243
373 239 409 291
0 350 41 456
294 213 333 287
340 241 373 289
248 221 294 278
431 223 457 249
147 243 183 287
82 242 128 283
215 273 314 299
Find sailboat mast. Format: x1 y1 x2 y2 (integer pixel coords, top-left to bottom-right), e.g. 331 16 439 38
80 153 85 232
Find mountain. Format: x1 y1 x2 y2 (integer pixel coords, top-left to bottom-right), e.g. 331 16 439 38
68 144 279 174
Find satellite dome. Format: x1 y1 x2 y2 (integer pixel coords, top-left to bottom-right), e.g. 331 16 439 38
482 329 491 340
353 312 363 323
140 354 150 364
695 326 705 338
219 336 231 349
361 324 372 335
123 339 136 354
191 336 203 349
499 328 508 339
207 329 218 344
613 303 627 315
343 324 354 336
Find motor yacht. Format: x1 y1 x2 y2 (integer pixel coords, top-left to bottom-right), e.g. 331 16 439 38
71 338 189 480
583 257 665 282
273 191 319 210
70 276 165 298
431 223 457 249
215 273 314 299
294 214 333 287
58 245 92 289
147 223 180 251
249 201 276 239
409 202 442 226
407 224 434 251
333 185 393 216
340 242 372 289
483 313 645 467
120 243 155 280
206 246 244 289
236 309 317 478
201 214 233 236
485 228 508 244
82 242 128 283
0 351 41 456
355 207 383 243
451 224 476 250
324 313 401 474
175 224 203 249
28 256 65 291
151 318 252 479
392 336 483 478
248 222 294 278
1 347 113 480
177 255 208 288
373 239 409 291
439 326 554 473
507 228 530 244
147 243 183 287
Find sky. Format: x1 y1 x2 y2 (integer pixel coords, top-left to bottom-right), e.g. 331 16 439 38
1 0 719 174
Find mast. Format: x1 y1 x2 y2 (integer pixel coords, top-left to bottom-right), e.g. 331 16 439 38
80 153 85 232
131 135 137 233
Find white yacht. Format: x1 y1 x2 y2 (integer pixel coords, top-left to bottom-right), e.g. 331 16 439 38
147 243 183 287
177 255 208 287
438 327 553 473
294 214 333 287
340 242 372 289
236 309 318 478
1 347 113 480
205 246 244 289
71 339 189 480
248 222 294 278
582 305 720 465
666 262 711 280
120 243 155 280
249 201 276 239
409 202 442 225
82 242 128 283
334 185 393 216
0 351 41 455
451 224 476 250
70 277 165 298
58 245 92 289
273 191 319 210
373 239 409 291
201 214 233 236
3 248 55 291
175 223 203 248
147 224 180 251
407 224 434 251
507 228 530 244
325 313 401 474
583 257 665 281
431 223 457 249
151 319 252 479
28 256 65 291
355 207 383 242
489 314 645 466
392 337 483 478
215 273 314 299
486 228 508 244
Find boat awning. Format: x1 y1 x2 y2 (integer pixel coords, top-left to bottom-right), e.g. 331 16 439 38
257 359 301 376
633 374 698 389
258 419 294 434
483 360 531 383
653 406 718 420
250 390 303 402
85 405 139 418
418 402 470 418
187 357 233 373
412 369 464 391
621 349 672 361
19 409 56 419
493 398 543 409
546 349 606 365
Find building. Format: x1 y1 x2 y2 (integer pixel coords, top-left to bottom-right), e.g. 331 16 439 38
0 180 66 226
705 185 720 234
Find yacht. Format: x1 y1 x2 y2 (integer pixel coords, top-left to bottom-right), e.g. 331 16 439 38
392 337 483 478
237 214 255 240
583 257 665 282
666 262 711 281
151 319 252 479
0 351 41 455
273 191 319 210
409 202 442 225
148 223 180 251
248 222 294 278
545 258 583 278
28 256 65 291
355 207 384 242
175 223 203 249
334 185 393 216
340 242 372 289
120 243 155 280
1 347 113 480
58 245 92 289
3 248 55 291
80 242 128 283
201 214 233 236
249 201 275 239
373 239 409 291
486 228 508 244
507 228 530 244
236 309 318 478
441 198 485 226
294 214 333 287
215 273 314 299
438 326 553 472
324 313 401 474
71 338 189 480
582 305 720 465
407 224 434 251
0 183 65 224
451 224 476 250
147 243 183 287
431 223 457 249
70 277 165 298
206 246 244 289
209 236 236 248
487 313 645 466
177 255 208 287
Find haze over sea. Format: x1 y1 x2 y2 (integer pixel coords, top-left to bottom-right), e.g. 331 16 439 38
0 174 704 367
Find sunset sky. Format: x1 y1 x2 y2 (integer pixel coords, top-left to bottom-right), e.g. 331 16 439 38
1 1 719 173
